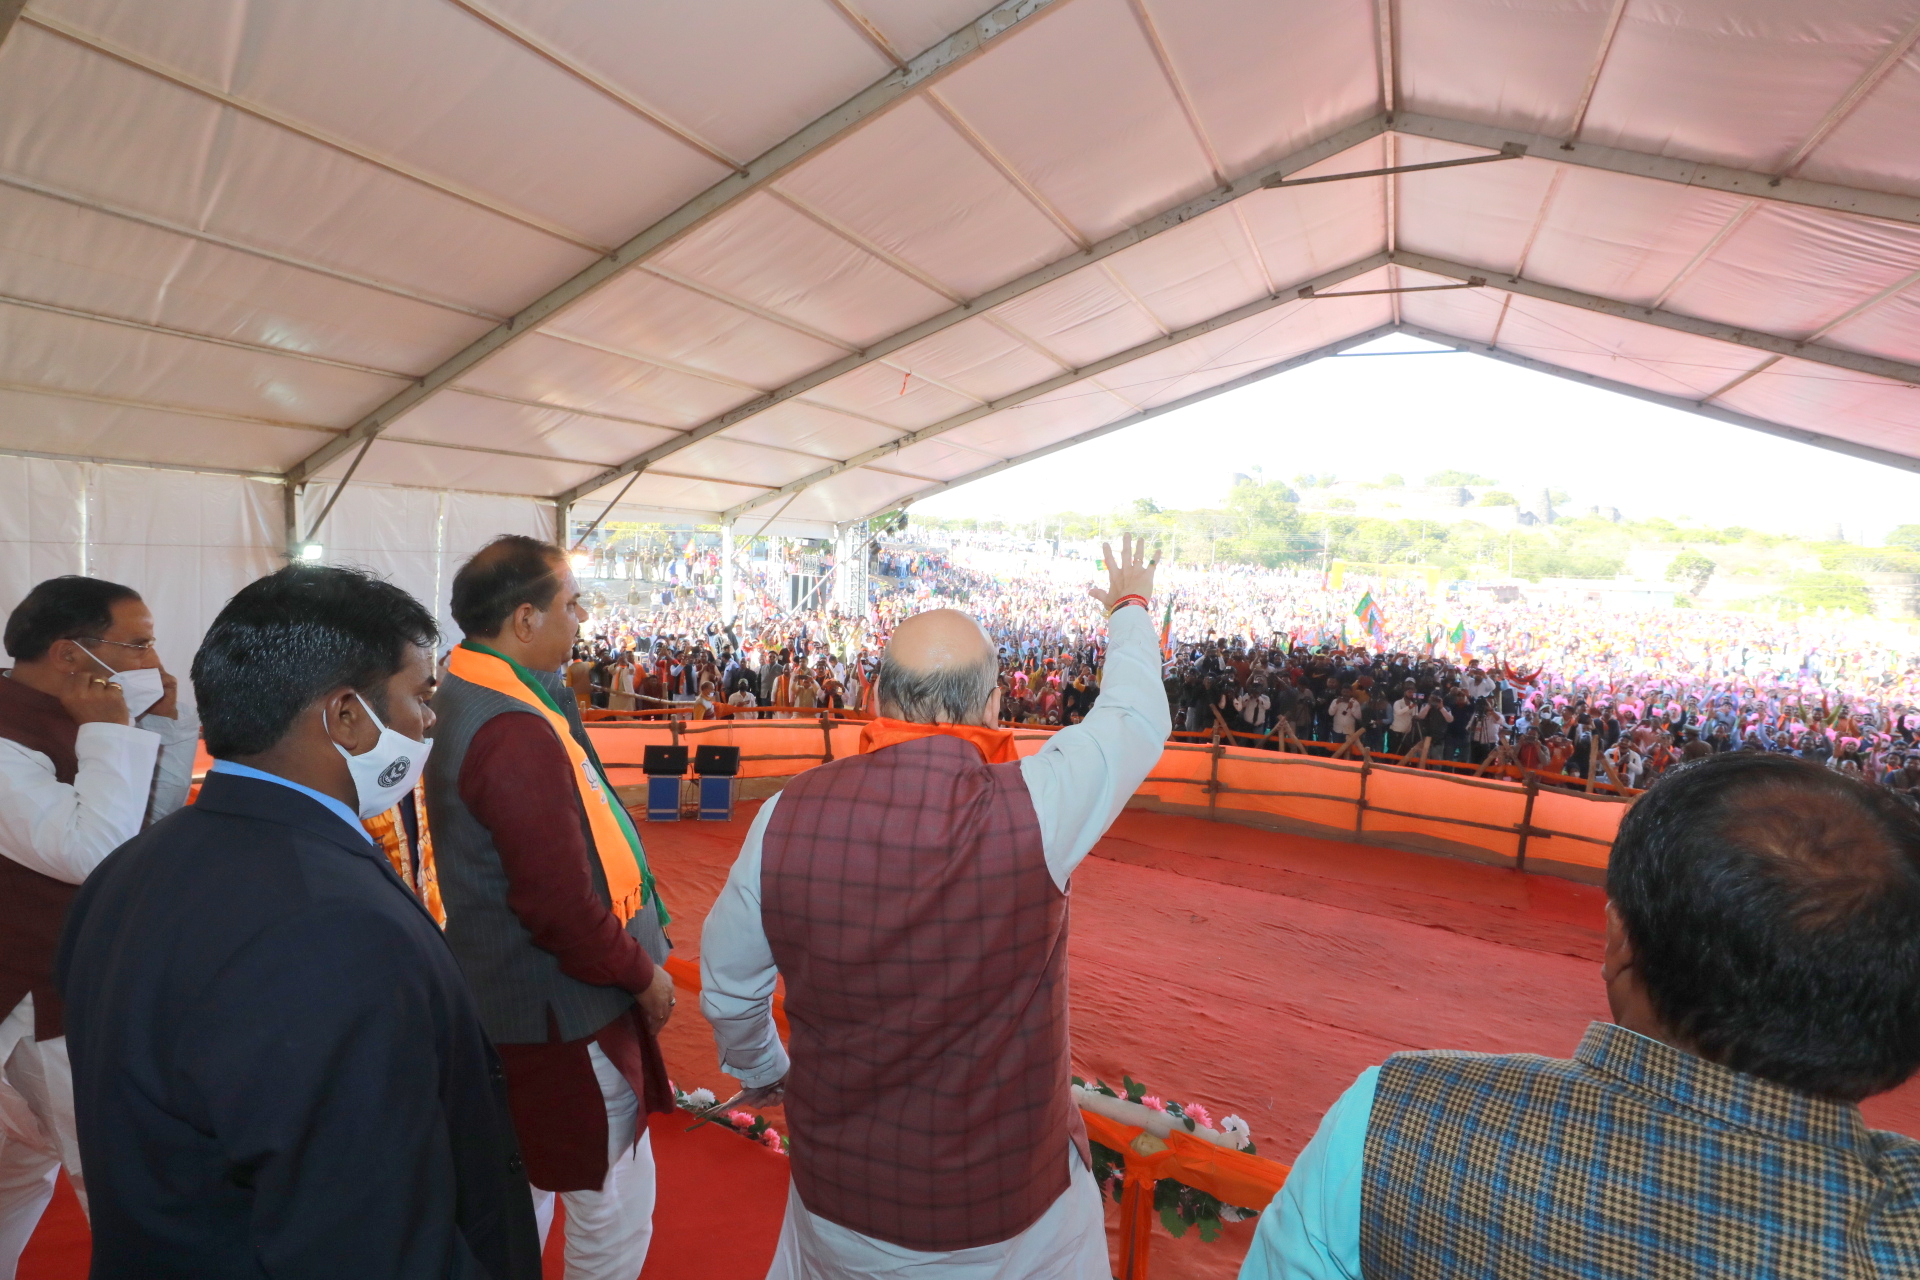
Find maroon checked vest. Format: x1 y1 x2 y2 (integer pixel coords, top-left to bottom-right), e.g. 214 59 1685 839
761 733 1089 1251
0 673 84 1039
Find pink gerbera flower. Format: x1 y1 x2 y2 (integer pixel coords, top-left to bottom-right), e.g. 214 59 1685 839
728 1110 756 1127
1141 1095 1166 1112
760 1128 784 1151
1184 1103 1213 1129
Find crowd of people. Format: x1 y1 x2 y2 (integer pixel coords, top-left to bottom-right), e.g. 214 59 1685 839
3 532 1919 1279
564 536 1920 799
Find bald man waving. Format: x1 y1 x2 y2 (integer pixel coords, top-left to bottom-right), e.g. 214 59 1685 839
701 535 1168 1279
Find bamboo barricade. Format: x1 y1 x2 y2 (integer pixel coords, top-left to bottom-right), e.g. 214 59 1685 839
657 954 1289 1280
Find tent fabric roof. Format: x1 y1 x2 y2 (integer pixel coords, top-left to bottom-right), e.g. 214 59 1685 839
6 0 1920 535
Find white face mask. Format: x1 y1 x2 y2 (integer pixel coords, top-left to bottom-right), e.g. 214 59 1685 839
329 693 432 819
76 646 165 719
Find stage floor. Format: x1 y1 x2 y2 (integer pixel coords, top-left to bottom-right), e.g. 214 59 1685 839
24 804 1920 1280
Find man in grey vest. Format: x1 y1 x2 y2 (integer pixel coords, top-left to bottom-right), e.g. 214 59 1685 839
427 536 674 1280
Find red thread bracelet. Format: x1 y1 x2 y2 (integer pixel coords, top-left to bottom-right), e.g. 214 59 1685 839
1108 594 1149 616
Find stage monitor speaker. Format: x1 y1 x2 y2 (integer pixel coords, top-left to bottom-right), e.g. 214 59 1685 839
694 745 741 777
642 745 688 776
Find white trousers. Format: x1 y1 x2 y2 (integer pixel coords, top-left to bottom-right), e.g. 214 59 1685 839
0 997 85 1280
765 1144 1108 1280
532 1043 657 1280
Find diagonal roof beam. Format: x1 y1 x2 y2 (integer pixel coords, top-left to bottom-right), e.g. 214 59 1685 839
885 323 1398 512
1395 113 1920 228
284 0 1074 487
720 252 1392 519
1401 323 1920 476
1390 249 1920 387
556 112 1398 505
0 0 27 50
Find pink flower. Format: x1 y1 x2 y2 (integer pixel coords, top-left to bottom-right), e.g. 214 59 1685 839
1141 1095 1167 1112
727 1110 756 1127
1184 1103 1213 1129
760 1128 784 1151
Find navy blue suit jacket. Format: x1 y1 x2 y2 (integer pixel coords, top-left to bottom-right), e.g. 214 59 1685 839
56 772 542 1279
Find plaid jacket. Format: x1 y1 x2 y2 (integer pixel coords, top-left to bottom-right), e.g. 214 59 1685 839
761 734 1088 1251
1361 1021 1920 1278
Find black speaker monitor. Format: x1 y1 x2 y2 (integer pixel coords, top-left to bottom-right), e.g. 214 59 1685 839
642 745 689 776
693 745 741 777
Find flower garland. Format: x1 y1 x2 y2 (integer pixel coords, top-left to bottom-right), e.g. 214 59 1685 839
1075 1074 1261 1243
674 1084 788 1154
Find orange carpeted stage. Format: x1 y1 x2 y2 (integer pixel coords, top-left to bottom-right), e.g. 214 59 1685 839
24 805 1920 1280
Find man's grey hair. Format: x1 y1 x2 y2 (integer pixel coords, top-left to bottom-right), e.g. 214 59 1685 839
877 651 998 724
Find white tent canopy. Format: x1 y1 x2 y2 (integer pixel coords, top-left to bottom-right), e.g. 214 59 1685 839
6 0 1920 647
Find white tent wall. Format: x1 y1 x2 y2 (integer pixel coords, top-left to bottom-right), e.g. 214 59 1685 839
0 455 281 691
299 481 556 646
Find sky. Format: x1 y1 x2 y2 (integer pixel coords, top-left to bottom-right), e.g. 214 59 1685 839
910 333 1920 546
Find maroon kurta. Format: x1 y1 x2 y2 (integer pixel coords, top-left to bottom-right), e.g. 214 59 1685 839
459 715 672 1192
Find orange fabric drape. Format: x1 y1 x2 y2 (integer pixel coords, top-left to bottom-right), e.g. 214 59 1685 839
856 717 1019 764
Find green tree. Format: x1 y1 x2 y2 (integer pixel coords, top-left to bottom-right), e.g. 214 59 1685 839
1476 490 1518 507
1665 549 1716 595
1785 571 1871 614
1887 524 1920 552
1425 469 1496 486
1132 497 1161 516
1381 472 1405 486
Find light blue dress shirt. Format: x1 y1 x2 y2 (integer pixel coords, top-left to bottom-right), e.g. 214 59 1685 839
1238 1067 1379 1280
206 759 371 843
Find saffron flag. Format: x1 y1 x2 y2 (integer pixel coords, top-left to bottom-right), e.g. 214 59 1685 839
1160 601 1174 659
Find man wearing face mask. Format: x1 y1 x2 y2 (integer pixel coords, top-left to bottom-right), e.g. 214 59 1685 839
54 565 540 1279
429 535 673 1280
0 575 195 1275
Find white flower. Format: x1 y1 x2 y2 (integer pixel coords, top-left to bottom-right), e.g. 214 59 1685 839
685 1087 717 1109
1219 1206 1250 1223
1219 1114 1252 1149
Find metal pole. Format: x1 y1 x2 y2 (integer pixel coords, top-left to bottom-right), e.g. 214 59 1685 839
299 435 376 547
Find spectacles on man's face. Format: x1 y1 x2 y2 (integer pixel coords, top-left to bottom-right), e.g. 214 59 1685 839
77 637 158 653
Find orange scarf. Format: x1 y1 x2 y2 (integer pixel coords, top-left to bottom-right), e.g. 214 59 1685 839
857 717 1020 764
364 782 445 927
448 643 661 925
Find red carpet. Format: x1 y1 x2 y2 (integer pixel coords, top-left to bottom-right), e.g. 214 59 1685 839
25 804 1920 1280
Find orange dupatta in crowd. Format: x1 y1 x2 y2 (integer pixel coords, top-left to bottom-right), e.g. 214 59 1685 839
363 781 445 926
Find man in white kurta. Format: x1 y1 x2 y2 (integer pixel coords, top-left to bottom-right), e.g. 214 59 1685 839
0 577 195 1276
702 536 1168 1278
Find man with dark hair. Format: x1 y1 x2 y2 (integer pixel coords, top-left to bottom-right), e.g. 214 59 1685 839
1241 752 1920 1279
0 575 195 1271
54 566 540 1280
431 535 674 1280
701 535 1166 1279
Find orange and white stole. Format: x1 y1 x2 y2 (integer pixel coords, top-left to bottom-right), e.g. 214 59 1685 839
447 642 665 925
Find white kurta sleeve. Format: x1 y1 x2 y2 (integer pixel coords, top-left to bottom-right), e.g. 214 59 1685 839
0 720 162 884
1019 604 1174 891
140 703 199 823
700 792 792 1089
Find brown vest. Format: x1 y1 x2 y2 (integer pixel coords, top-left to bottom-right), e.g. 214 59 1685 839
0 673 83 1038
761 734 1088 1251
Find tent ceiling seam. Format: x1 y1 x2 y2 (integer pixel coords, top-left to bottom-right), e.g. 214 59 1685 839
282 0 1073 487
1401 322 1920 475
21 12 608 253
1375 0 1396 115
1510 167 1566 280
442 387 678 432
1391 248 1920 386
1779 12 1920 176
538 328 769 394
1564 0 1628 140
437 0 747 173
1648 200 1757 310
635 263 861 353
1699 356 1782 402
0 378 336 434
766 186 967 304
0 292 413 380
0 443 285 480
923 88 1091 250
1127 0 1227 186
1395 114 1920 227
0 172 507 321
718 251 1389 519
821 0 909 68
1804 265 1920 343
551 113 1392 505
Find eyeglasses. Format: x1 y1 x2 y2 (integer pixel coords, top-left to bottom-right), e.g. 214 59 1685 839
76 637 158 653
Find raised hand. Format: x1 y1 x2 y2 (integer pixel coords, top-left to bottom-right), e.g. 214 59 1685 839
57 669 132 727
1088 531 1157 612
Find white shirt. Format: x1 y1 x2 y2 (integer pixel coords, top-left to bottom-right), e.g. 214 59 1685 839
700 604 1170 1273
1389 698 1416 734
1329 697 1362 735
0 676 197 885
